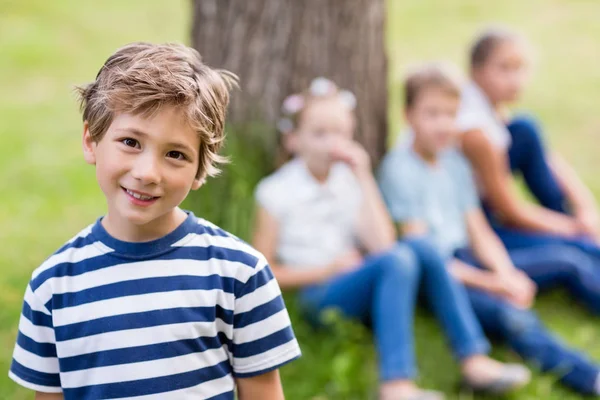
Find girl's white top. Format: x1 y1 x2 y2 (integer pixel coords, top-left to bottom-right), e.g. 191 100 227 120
255 158 362 269
456 81 512 151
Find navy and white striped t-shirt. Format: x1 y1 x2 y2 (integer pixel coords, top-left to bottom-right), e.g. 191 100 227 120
9 212 301 399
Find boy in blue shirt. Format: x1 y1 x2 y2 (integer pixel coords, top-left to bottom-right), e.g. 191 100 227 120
9 42 300 400
379 63 600 395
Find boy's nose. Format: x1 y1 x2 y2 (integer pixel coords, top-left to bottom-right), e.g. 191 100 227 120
130 155 162 185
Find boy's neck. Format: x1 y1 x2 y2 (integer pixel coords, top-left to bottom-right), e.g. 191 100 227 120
102 207 188 243
411 137 439 166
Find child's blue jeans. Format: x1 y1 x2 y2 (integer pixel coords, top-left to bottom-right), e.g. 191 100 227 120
298 238 489 381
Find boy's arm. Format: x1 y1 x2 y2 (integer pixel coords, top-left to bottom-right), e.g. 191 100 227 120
35 393 64 400
465 208 515 275
236 370 284 400
550 152 600 237
252 205 360 289
449 258 535 309
461 129 580 236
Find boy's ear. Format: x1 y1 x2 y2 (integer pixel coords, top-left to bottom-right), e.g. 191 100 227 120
191 176 205 191
82 121 97 165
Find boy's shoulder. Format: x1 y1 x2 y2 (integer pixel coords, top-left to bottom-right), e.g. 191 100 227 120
380 143 423 180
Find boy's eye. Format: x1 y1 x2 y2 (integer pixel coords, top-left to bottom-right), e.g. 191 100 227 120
166 151 187 161
121 138 139 148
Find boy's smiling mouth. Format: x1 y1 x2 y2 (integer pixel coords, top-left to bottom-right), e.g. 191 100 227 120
121 187 160 205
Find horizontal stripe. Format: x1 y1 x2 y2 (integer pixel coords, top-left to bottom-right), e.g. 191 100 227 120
54 225 94 254
12 344 60 374
51 274 236 310
234 294 285 329
57 319 231 358
55 305 233 341
17 331 57 358
63 360 232 399
234 308 293 345
175 232 263 261
61 346 228 388
60 332 230 373
18 307 55 343
10 359 61 387
22 301 53 328
235 263 273 299
32 246 259 293
127 375 234 400
24 285 51 315
32 243 113 283
195 218 234 238
54 288 234 327
235 277 281 315
233 339 301 375
39 258 251 306
234 327 296 359
8 371 62 393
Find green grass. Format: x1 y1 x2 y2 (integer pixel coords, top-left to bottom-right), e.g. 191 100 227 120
1 1 599 399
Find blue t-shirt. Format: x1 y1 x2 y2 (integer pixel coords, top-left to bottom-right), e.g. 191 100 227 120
378 143 479 258
9 212 301 399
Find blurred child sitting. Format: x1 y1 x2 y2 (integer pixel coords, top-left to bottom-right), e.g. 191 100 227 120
379 63 600 395
253 77 527 400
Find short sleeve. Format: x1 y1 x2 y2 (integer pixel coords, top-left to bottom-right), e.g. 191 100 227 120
454 154 480 212
378 152 423 222
231 259 301 377
254 178 284 219
9 284 62 393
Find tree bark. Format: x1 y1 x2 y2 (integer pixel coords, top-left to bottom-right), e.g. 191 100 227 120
191 0 388 165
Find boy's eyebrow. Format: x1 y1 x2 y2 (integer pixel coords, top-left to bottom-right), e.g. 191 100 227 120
117 128 197 154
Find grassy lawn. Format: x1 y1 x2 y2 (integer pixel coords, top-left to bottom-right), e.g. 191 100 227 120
1 1 599 399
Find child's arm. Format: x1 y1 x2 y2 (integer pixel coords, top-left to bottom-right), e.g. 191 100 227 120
35 393 64 400
252 205 360 289
449 259 534 309
550 152 600 237
465 208 516 275
236 370 285 400
461 129 580 236
331 141 396 253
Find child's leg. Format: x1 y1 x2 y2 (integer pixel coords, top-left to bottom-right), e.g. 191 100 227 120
507 116 568 213
299 244 421 381
509 245 600 314
403 238 490 360
467 288 600 394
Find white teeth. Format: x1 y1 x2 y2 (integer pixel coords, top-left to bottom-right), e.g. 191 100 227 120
126 189 154 201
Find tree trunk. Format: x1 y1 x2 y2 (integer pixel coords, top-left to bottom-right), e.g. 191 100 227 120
191 0 388 165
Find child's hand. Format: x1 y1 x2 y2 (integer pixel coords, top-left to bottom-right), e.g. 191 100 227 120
327 248 363 277
575 208 600 241
495 270 537 309
329 140 371 176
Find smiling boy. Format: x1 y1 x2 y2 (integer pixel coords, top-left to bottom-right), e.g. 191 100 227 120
9 42 300 400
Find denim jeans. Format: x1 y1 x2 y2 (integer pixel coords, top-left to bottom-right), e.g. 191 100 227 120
299 238 489 381
455 247 600 394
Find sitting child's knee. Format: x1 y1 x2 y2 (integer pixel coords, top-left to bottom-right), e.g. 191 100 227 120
508 115 543 141
374 245 420 280
499 306 539 336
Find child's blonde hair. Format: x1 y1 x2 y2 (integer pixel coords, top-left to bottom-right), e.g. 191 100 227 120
76 42 238 180
404 63 462 110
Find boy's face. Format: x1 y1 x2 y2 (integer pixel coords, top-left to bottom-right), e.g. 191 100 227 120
287 97 355 175
83 106 202 233
473 40 528 104
406 88 459 155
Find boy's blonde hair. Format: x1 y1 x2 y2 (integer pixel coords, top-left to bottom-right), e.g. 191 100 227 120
404 63 462 110
76 42 238 179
